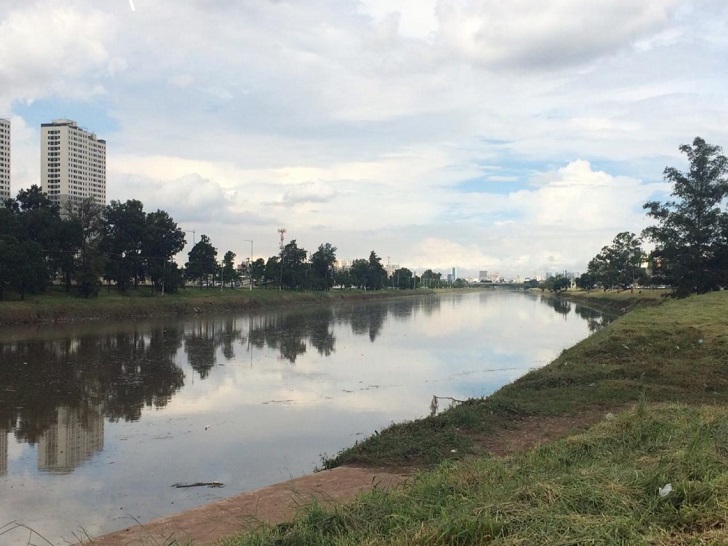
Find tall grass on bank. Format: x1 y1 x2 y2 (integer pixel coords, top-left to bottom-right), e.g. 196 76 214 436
223 403 728 545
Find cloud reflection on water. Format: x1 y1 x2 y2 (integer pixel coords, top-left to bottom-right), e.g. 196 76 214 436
0 291 612 544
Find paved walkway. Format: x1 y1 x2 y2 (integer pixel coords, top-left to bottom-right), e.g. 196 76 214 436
82 466 409 545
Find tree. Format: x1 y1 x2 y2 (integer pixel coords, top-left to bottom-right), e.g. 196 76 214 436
643 137 728 296
587 232 645 291
542 275 570 293
349 259 369 289
15 240 48 299
0 207 22 240
250 258 266 287
263 256 281 288
185 234 218 287
13 185 62 247
55 217 83 292
221 250 238 287
366 251 387 290
280 240 307 290
310 243 337 290
575 272 596 291
420 269 442 288
71 198 106 298
391 267 414 290
0 236 47 300
4 185 64 290
143 210 186 293
102 199 146 292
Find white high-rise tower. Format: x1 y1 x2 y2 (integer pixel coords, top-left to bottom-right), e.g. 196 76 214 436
0 118 10 202
40 119 106 209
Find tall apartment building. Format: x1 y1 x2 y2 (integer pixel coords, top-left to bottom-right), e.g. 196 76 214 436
41 119 106 209
0 118 10 202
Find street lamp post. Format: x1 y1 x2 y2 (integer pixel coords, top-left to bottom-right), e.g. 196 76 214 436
242 239 253 291
183 229 196 245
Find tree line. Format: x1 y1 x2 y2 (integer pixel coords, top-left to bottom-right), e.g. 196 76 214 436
0 188 451 300
544 137 728 297
7 137 717 300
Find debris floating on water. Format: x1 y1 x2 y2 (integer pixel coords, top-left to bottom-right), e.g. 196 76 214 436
172 481 224 488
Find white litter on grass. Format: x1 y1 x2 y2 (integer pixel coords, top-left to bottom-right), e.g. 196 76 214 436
658 483 673 497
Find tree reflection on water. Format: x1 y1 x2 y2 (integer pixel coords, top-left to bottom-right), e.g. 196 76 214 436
0 298 432 447
0 326 186 445
0 293 590 466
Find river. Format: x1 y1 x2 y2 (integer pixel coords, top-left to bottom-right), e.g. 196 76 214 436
0 290 611 544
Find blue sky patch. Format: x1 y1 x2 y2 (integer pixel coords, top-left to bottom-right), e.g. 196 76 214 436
14 98 120 136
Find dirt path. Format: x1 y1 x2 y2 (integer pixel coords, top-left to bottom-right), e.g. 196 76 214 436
83 410 608 546
81 466 410 546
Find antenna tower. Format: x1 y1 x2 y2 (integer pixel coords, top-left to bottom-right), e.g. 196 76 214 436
277 227 287 250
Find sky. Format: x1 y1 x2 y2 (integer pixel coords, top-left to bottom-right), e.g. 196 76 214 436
1 0 727 279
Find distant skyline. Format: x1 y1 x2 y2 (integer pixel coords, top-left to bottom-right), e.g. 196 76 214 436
2 1 727 278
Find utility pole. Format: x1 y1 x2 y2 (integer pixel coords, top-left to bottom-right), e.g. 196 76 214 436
277 228 286 290
242 239 253 290
184 229 196 245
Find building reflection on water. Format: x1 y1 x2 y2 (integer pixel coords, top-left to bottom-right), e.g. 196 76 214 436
0 297 447 475
0 405 104 475
0 293 611 477
38 405 104 474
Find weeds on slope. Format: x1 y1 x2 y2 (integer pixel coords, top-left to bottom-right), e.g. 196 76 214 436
222 402 728 545
323 291 728 469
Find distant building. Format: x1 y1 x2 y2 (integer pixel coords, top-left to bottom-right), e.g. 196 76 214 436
40 119 106 210
0 118 9 202
479 270 488 282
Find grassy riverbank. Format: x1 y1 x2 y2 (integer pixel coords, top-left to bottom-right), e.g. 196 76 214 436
0 286 442 326
223 290 728 545
562 287 670 313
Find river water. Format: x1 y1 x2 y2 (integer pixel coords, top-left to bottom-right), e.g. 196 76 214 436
0 290 610 544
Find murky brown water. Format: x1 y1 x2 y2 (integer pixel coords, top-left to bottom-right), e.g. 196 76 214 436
0 291 610 544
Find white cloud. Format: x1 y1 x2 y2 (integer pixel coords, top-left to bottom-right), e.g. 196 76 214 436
2 0 727 277
8 115 38 189
110 173 246 226
0 3 119 109
358 0 439 40
435 0 679 69
516 160 654 230
280 180 338 205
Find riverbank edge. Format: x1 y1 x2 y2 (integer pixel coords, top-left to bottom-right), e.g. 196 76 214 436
0 287 475 327
84 288 683 545
220 290 727 543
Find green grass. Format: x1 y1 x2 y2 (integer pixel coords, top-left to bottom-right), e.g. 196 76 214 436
245 291 728 543
322 291 728 470
0 285 442 325
223 403 728 545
